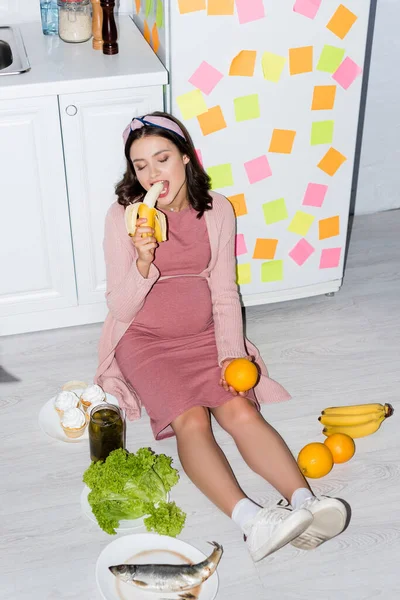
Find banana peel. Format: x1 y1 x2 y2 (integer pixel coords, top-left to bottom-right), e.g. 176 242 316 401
125 181 167 243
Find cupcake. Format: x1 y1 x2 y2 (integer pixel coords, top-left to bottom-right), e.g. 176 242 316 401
80 384 106 413
61 407 87 438
54 390 79 417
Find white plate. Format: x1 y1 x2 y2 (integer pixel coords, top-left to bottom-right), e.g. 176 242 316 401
38 390 119 443
96 533 219 600
81 485 170 533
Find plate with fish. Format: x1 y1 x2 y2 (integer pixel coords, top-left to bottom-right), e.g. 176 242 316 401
96 533 221 600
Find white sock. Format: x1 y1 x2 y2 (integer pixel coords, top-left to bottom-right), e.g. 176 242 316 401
231 498 261 532
291 488 315 510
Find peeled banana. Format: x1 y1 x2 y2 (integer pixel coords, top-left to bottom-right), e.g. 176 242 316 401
320 402 393 439
125 181 167 243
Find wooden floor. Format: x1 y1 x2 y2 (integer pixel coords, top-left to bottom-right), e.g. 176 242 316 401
1 209 399 600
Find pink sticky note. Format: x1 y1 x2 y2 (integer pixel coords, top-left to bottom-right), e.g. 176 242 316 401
189 61 223 95
332 57 362 90
235 234 247 256
195 148 203 165
302 183 328 208
293 0 321 19
235 0 265 25
244 155 272 184
320 247 341 268
289 238 315 266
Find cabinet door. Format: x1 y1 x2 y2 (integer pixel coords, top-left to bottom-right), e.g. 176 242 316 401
0 96 77 319
59 86 164 306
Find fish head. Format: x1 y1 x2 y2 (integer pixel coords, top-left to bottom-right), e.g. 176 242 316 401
109 564 136 582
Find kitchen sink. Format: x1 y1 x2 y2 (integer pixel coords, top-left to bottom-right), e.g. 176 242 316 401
0 26 30 76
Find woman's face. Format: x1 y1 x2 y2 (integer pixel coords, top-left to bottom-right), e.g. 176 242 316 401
129 134 190 209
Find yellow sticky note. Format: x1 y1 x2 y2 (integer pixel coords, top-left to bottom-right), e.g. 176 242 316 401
263 198 288 225
176 89 208 120
319 215 340 239
151 23 160 53
207 0 234 15
253 238 278 260
261 52 286 82
143 20 151 44
261 260 283 283
312 85 337 110
289 46 313 75
316 45 345 73
228 193 247 217
288 211 315 236
197 105 227 136
318 147 347 176
237 263 252 285
326 4 357 39
269 129 296 154
178 0 206 14
234 94 260 122
207 163 234 188
229 50 257 77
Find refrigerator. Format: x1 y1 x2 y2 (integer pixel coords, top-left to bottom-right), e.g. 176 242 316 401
131 0 370 306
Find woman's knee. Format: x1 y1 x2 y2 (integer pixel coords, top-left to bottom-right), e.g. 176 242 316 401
212 397 259 434
171 406 211 437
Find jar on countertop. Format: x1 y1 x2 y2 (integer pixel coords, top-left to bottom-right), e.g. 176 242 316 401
57 0 92 44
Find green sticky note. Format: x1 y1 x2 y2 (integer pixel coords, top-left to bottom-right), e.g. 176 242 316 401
261 260 283 283
263 198 288 225
311 120 334 145
146 0 153 18
234 94 260 122
176 89 208 120
316 45 345 73
261 52 286 82
288 211 315 236
156 0 163 28
207 163 234 189
237 263 252 285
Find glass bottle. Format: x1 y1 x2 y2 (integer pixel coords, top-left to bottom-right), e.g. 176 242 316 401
40 0 59 36
58 0 92 44
88 403 125 463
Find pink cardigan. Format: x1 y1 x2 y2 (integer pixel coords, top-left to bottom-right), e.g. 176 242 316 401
94 191 290 420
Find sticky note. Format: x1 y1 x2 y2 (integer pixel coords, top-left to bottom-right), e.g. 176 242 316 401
135 0 141 14
146 0 153 18
289 238 315 266
208 0 234 15
263 198 288 225
156 0 163 27
197 105 227 136
318 147 347 176
207 163 234 188
234 94 260 122
317 45 345 73
143 20 151 44
195 149 203 165
261 52 286 82
320 247 341 269
293 0 321 20
253 238 278 260
228 193 247 217
237 263 252 285
302 183 328 208
289 46 313 75
319 215 340 240
311 120 334 145
151 23 160 53
176 89 208 120
178 0 205 14
236 0 265 25
189 61 223 95
269 129 296 154
288 211 315 236
235 233 247 256
261 260 283 283
229 51 257 77
333 57 362 90
327 4 357 39
244 155 272 184
312 85 337 110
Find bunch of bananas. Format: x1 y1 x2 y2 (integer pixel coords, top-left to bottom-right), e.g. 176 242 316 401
319 403 394 438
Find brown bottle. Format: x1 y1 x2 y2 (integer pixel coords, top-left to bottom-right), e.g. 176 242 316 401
100 0 118 55
91 0 103 50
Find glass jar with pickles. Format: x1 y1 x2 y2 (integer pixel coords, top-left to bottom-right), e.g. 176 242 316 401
88 403 125 462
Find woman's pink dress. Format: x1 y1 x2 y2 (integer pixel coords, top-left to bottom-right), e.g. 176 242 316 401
115 206 256 440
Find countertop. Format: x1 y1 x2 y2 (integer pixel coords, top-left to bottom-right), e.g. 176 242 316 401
0 16 168 100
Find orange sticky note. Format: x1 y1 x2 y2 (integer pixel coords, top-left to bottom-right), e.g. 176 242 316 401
269 129 296 154
229 50 257 77
289 46 313 75
326 4 357 39
151 23 160 53
312 85 337 110
207 0 234 15
253 238 278 260
318 147 347 176
135 0 141 14
228 193 247 217
319 215 340 240
178 0 206 13
143 20 151 44
197 105 227 136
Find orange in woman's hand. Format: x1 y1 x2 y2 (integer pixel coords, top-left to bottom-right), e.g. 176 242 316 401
224 358 258 392
324 433 355 464
297 442 334 479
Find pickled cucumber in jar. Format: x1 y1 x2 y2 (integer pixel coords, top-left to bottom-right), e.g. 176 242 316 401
88 403 125 462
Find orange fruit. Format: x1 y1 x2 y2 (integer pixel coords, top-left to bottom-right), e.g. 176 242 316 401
297 442 334 479
224 358 258 392
324 433 355 464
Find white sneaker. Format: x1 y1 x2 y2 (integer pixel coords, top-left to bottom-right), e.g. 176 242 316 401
243 506 313 562
290 496 348 550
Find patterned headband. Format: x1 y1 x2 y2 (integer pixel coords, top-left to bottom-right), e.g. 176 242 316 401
122 115 187 144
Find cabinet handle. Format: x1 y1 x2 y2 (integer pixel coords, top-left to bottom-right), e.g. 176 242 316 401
66 105 78 116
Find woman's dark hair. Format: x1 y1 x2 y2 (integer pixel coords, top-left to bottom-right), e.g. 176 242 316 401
115 111 212 218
